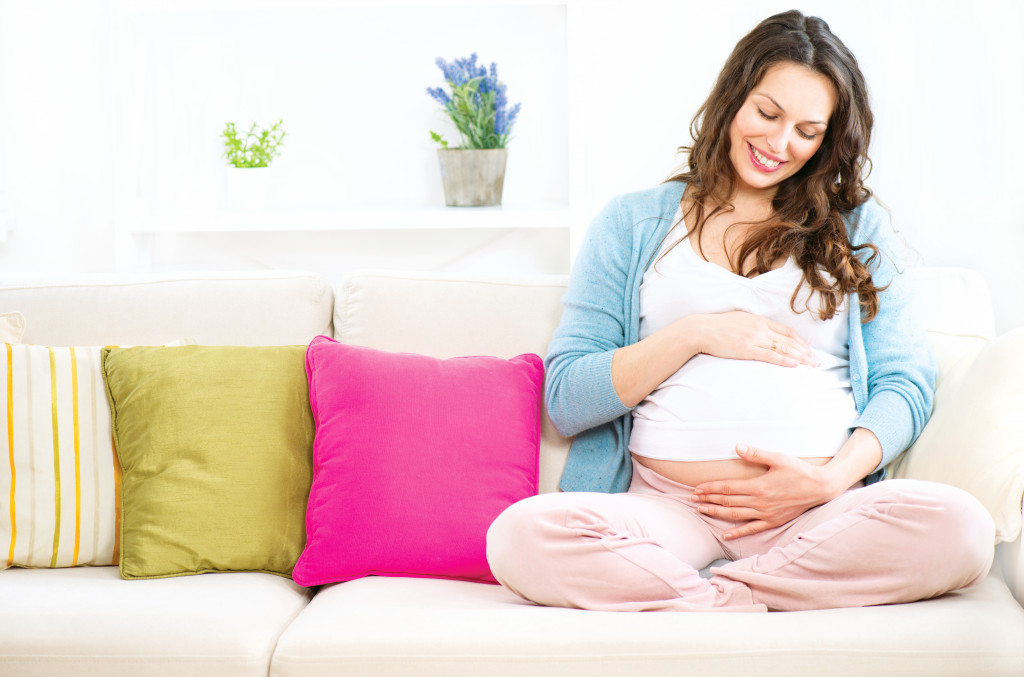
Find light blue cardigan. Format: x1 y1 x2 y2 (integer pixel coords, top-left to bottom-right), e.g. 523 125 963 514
545 181 936 493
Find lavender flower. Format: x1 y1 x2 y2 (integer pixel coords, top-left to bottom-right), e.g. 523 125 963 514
426 87 450 105
427 53 520 149
496 102 521 137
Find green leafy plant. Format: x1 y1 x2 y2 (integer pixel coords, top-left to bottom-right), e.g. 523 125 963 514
429 130 449 149
221 119 286 168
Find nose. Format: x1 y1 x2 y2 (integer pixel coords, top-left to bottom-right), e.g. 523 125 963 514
766 132 787 155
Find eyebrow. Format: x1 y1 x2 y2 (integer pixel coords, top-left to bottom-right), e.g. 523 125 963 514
755 92 828 127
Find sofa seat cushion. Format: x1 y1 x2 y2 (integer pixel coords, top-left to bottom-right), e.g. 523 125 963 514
271 573 1024 677
0 566 312 677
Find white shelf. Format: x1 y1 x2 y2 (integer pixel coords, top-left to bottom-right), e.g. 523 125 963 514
119 203 571 233
109 1 573 269
121 0 565 9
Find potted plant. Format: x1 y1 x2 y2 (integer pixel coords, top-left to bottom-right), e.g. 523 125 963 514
427 53 521 207
221 119 286 209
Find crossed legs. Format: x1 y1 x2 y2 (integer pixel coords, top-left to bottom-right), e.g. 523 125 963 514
486 462 994 612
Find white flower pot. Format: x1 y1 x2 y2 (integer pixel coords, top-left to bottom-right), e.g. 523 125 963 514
225 166 273 210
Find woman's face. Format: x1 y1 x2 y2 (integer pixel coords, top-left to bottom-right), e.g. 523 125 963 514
727 62 836 197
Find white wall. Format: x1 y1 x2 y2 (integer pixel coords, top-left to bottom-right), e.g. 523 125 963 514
568 0 1024 333
2 0 1022 330
0 1 115 266
0 0 572 280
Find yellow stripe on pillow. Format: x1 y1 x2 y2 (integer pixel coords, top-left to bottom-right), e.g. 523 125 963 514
48 346 62 568
2 344 117 569
5 343 15 568
71 346 83 566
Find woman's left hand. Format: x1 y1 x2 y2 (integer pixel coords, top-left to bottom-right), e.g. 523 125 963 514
689 444 845 540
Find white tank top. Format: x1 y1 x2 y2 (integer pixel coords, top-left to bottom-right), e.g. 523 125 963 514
629 225 860 462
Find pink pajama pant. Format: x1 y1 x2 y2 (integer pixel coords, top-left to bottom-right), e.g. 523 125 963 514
486 460 994 612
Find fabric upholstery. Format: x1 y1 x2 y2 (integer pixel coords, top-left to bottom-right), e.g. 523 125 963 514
0 271 333 346
2 344 119 569
293 336 542 586
103 345 314 579
0 311 25 343
334 271 571 494
270 573 1024 677
0 566 312 677
1 266 1022 677
890 328 1024 542
906 266 997 340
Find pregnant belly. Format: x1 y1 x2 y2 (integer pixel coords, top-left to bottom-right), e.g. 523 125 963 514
629 354 859 469
632 454 833 487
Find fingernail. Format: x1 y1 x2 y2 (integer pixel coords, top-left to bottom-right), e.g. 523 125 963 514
736 444 748 453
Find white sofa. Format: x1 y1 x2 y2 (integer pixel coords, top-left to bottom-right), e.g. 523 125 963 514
1 268 1022 677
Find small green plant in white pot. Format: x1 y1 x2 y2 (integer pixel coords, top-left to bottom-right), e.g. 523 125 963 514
221 119 286 210
427 54 520 207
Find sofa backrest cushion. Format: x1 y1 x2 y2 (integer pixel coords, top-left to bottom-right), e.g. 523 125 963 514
889 328 1024 543
0 312 25 344
905 267 996 387
906 266 996 340
335 270 571 494
891 269 1022 544
336 267 996 496
0 271 334 346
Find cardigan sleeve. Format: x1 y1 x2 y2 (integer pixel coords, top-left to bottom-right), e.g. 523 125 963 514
543 196 635 437
850 201 937 470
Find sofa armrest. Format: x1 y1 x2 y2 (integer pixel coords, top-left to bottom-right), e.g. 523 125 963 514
888 328 1024 544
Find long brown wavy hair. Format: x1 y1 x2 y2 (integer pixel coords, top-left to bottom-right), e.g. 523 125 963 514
667 10 884 321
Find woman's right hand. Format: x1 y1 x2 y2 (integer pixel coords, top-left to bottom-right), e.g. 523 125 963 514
612 311 817 408
689 310 819 368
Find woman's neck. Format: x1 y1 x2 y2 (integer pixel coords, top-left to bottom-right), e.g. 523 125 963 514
727 184 777 220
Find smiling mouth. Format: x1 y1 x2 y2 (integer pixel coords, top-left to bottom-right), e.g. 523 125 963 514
747 142 785 172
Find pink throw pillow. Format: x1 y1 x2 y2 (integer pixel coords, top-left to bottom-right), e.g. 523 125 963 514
293 336 543 587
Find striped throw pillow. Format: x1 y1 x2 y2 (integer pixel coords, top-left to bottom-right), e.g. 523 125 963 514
2 343 121 569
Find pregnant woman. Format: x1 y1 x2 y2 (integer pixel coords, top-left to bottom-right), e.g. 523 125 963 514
485 10 994 612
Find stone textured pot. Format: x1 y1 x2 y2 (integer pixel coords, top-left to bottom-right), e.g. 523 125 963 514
437 148 508 207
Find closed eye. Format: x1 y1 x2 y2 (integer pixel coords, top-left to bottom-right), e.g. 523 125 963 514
759 107 819 141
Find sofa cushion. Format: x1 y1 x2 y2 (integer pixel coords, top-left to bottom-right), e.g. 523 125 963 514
0 566 312 677
293 336 542 586
0 271 334 346
2 343 120 569
907 266 996 341
890 327 1024 543
271 573 1024 677
103 345 314 579
0 311 25 343
334 270 571 494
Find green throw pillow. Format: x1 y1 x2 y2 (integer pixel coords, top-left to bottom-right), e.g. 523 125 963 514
102 345 314 579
